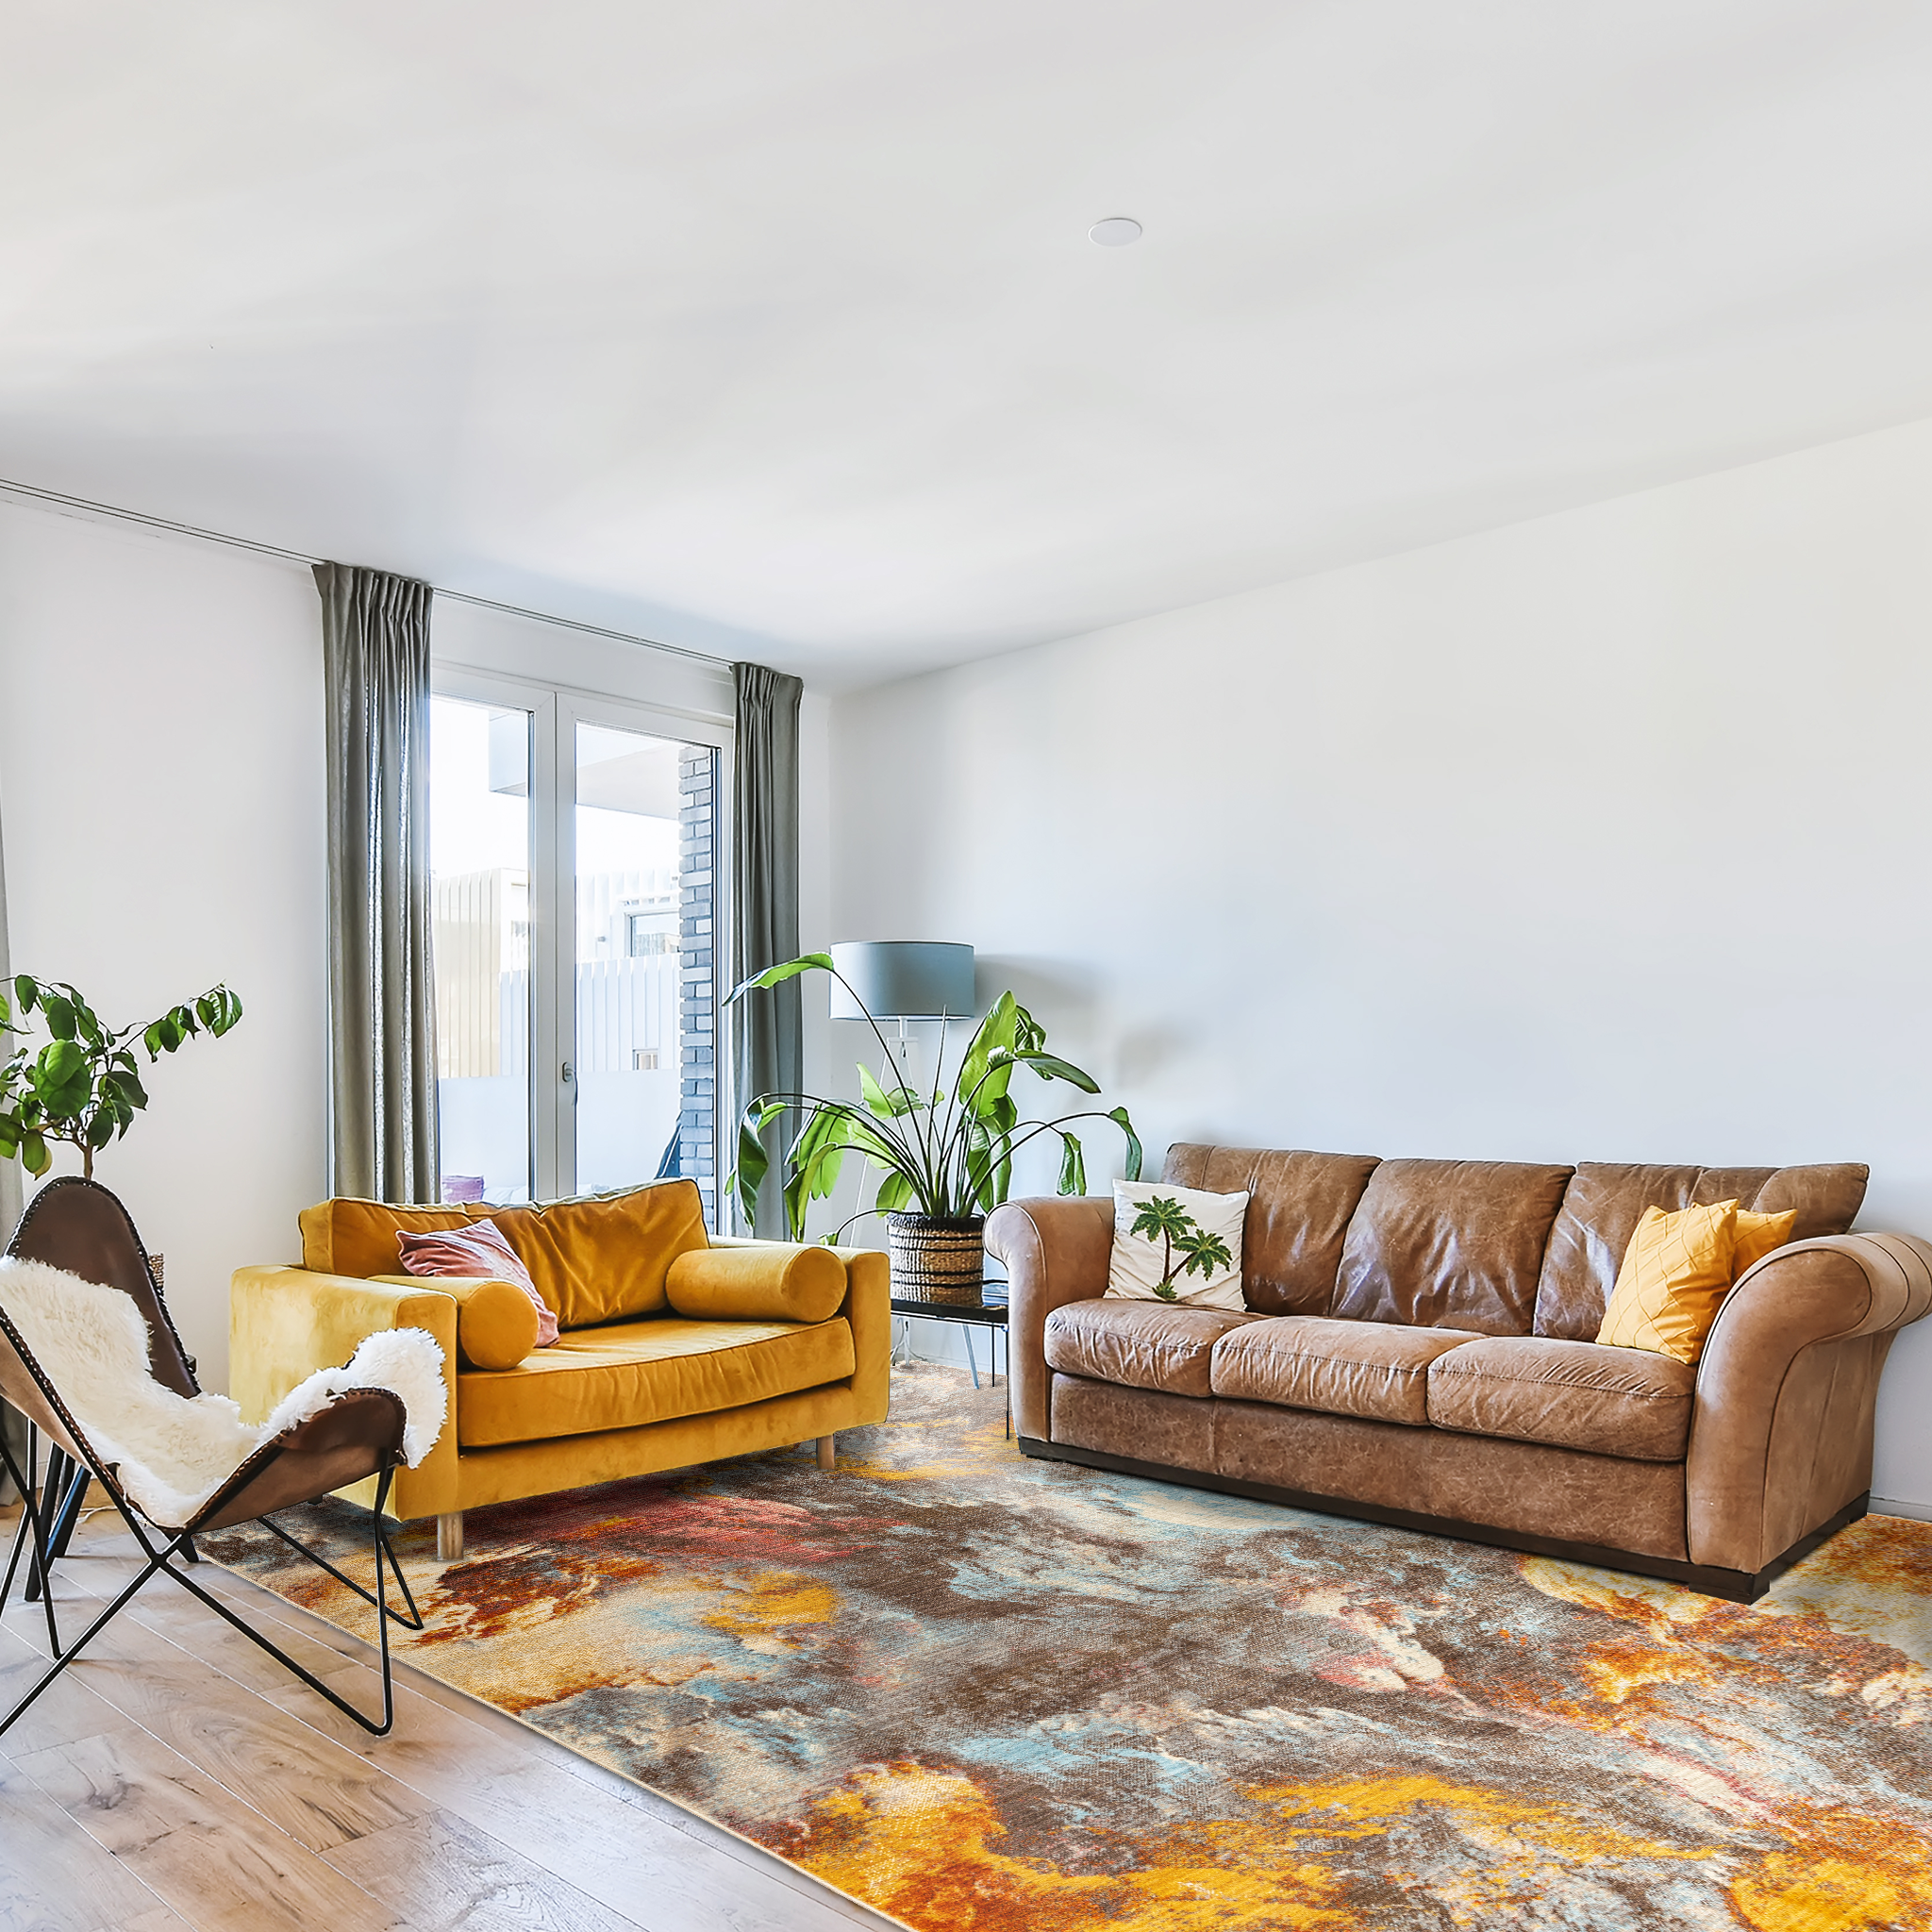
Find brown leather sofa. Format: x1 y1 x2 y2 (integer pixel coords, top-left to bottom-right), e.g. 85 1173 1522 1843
985 1147 1932 1601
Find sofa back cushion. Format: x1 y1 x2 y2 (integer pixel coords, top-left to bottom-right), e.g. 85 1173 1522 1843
1162 1145 1380 1316
1330 1158 1574 1334
1532 1161 1867 1339
299 1178 710 1329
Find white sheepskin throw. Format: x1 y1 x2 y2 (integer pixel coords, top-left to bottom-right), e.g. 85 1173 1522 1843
0 1256 446 1531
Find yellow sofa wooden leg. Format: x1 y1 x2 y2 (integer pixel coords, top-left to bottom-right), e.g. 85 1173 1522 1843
437 1511 464 1562
816 1435 836 1472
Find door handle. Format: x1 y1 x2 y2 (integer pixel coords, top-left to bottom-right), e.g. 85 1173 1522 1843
561 1060 576 1093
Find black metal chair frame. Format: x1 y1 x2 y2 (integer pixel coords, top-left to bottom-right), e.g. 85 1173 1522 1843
0 1181 425 1739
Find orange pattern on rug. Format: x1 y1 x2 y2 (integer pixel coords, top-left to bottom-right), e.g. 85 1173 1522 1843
206 1368 1932 1931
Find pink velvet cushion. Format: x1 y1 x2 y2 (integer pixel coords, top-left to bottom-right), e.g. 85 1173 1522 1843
397 1220 559 1346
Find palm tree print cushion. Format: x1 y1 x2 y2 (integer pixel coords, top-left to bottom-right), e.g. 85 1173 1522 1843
1107 1179 1249 1309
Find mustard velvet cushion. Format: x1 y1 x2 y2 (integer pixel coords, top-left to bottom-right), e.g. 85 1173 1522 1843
299 1178 710 1328
369 1274 539 1372
1731 1207 1798 1279
665 1243 846 1324
1596 1199 1739 1364
456 1315 858 1447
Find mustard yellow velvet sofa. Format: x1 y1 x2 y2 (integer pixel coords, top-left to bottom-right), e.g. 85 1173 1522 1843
230 1177 889 1558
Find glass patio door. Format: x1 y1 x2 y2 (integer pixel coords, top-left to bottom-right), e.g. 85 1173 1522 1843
430 675 727 1221
428 691 538 1206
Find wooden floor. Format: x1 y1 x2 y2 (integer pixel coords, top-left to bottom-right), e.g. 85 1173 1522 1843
0 1503 898 1932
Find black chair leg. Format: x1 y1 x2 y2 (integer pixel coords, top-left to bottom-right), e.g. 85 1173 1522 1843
0 1427 66 1664
1 1533 177 1739
39 1463 91 1569
153 1464 407 1736
4 1459 410 1741
22 1448 72 1604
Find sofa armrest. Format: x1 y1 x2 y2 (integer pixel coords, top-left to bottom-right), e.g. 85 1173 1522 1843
701 1238 891 1423
824 1243 891 1424
985 1196 1114 1441
230 1265 460 1520
1687 1233 1932 1573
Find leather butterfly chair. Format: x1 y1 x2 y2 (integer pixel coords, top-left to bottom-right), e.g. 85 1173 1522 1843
0 1177 423 1738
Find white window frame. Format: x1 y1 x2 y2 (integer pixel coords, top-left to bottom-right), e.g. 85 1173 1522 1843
430 663 733 1206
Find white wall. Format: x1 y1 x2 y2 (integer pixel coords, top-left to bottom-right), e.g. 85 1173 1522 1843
828 413 1932 1507
0 503 739 1392
0 500 327 1391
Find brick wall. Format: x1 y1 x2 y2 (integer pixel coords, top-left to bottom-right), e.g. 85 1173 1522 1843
677 747 718 1225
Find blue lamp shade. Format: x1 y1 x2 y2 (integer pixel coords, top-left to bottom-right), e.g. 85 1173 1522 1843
829 941 975 1022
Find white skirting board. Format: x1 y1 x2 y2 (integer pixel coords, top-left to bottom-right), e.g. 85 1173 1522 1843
1871 1496 1932 1523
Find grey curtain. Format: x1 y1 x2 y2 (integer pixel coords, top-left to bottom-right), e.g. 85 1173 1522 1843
0 810 24 1501
731 662 804 1234
316 562 440 1205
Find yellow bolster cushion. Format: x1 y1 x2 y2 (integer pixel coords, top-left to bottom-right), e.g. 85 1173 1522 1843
664 1243 847 1324
1596 1198 1739 1365
371 1274 539 1371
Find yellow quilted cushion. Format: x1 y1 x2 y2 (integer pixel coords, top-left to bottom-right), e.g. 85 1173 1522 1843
1731 1208 1798 1280
1597 1199 1739 1364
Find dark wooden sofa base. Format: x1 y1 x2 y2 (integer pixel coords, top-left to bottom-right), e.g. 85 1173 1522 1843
1017 1434 1867 1605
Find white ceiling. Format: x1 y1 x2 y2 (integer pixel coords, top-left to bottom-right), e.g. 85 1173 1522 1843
6 2 1932 689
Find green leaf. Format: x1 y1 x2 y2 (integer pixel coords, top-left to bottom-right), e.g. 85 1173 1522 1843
42 996 76 1042
873 1170 914 1216
1175 1229 1235 1281
32 1039 92 1116
1130 1195 1193 1245
21 1130 49 1176
1056 1131 1086 1198
784 1107 851 1241
955 993 1021 1117
1110 1107 1143 1182
858 1062 922 1121
989 1048 1100 1094
13 977 37 1014
84 1110 116 1150
725 954 835 1004
730 1108 772 1230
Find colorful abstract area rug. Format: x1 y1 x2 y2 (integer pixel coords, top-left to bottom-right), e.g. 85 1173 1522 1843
203 1367 1932 1931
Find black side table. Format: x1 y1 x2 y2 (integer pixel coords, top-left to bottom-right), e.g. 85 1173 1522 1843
890 1283 1011 1436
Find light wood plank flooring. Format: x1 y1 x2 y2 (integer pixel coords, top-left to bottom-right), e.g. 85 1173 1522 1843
0 1504 899 1932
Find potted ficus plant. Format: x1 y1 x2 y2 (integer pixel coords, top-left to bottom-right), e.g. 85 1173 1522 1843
728 953 1140 1305
0 976 244 1179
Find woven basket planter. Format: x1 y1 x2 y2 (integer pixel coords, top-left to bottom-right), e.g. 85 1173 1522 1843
886 1212 986 1307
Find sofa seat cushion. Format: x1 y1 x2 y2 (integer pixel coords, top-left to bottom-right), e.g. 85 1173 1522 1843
1209 1317 1483 1425
1043 1300 1257 1399
1425 1336 1695 1461
457 1315 856 1448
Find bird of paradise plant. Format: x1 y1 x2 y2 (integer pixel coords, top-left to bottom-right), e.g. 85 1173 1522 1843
1129 1194 1235 1300
727 953 1141 1241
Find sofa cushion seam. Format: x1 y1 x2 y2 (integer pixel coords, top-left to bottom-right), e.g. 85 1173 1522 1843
1431 1364 1689 1401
